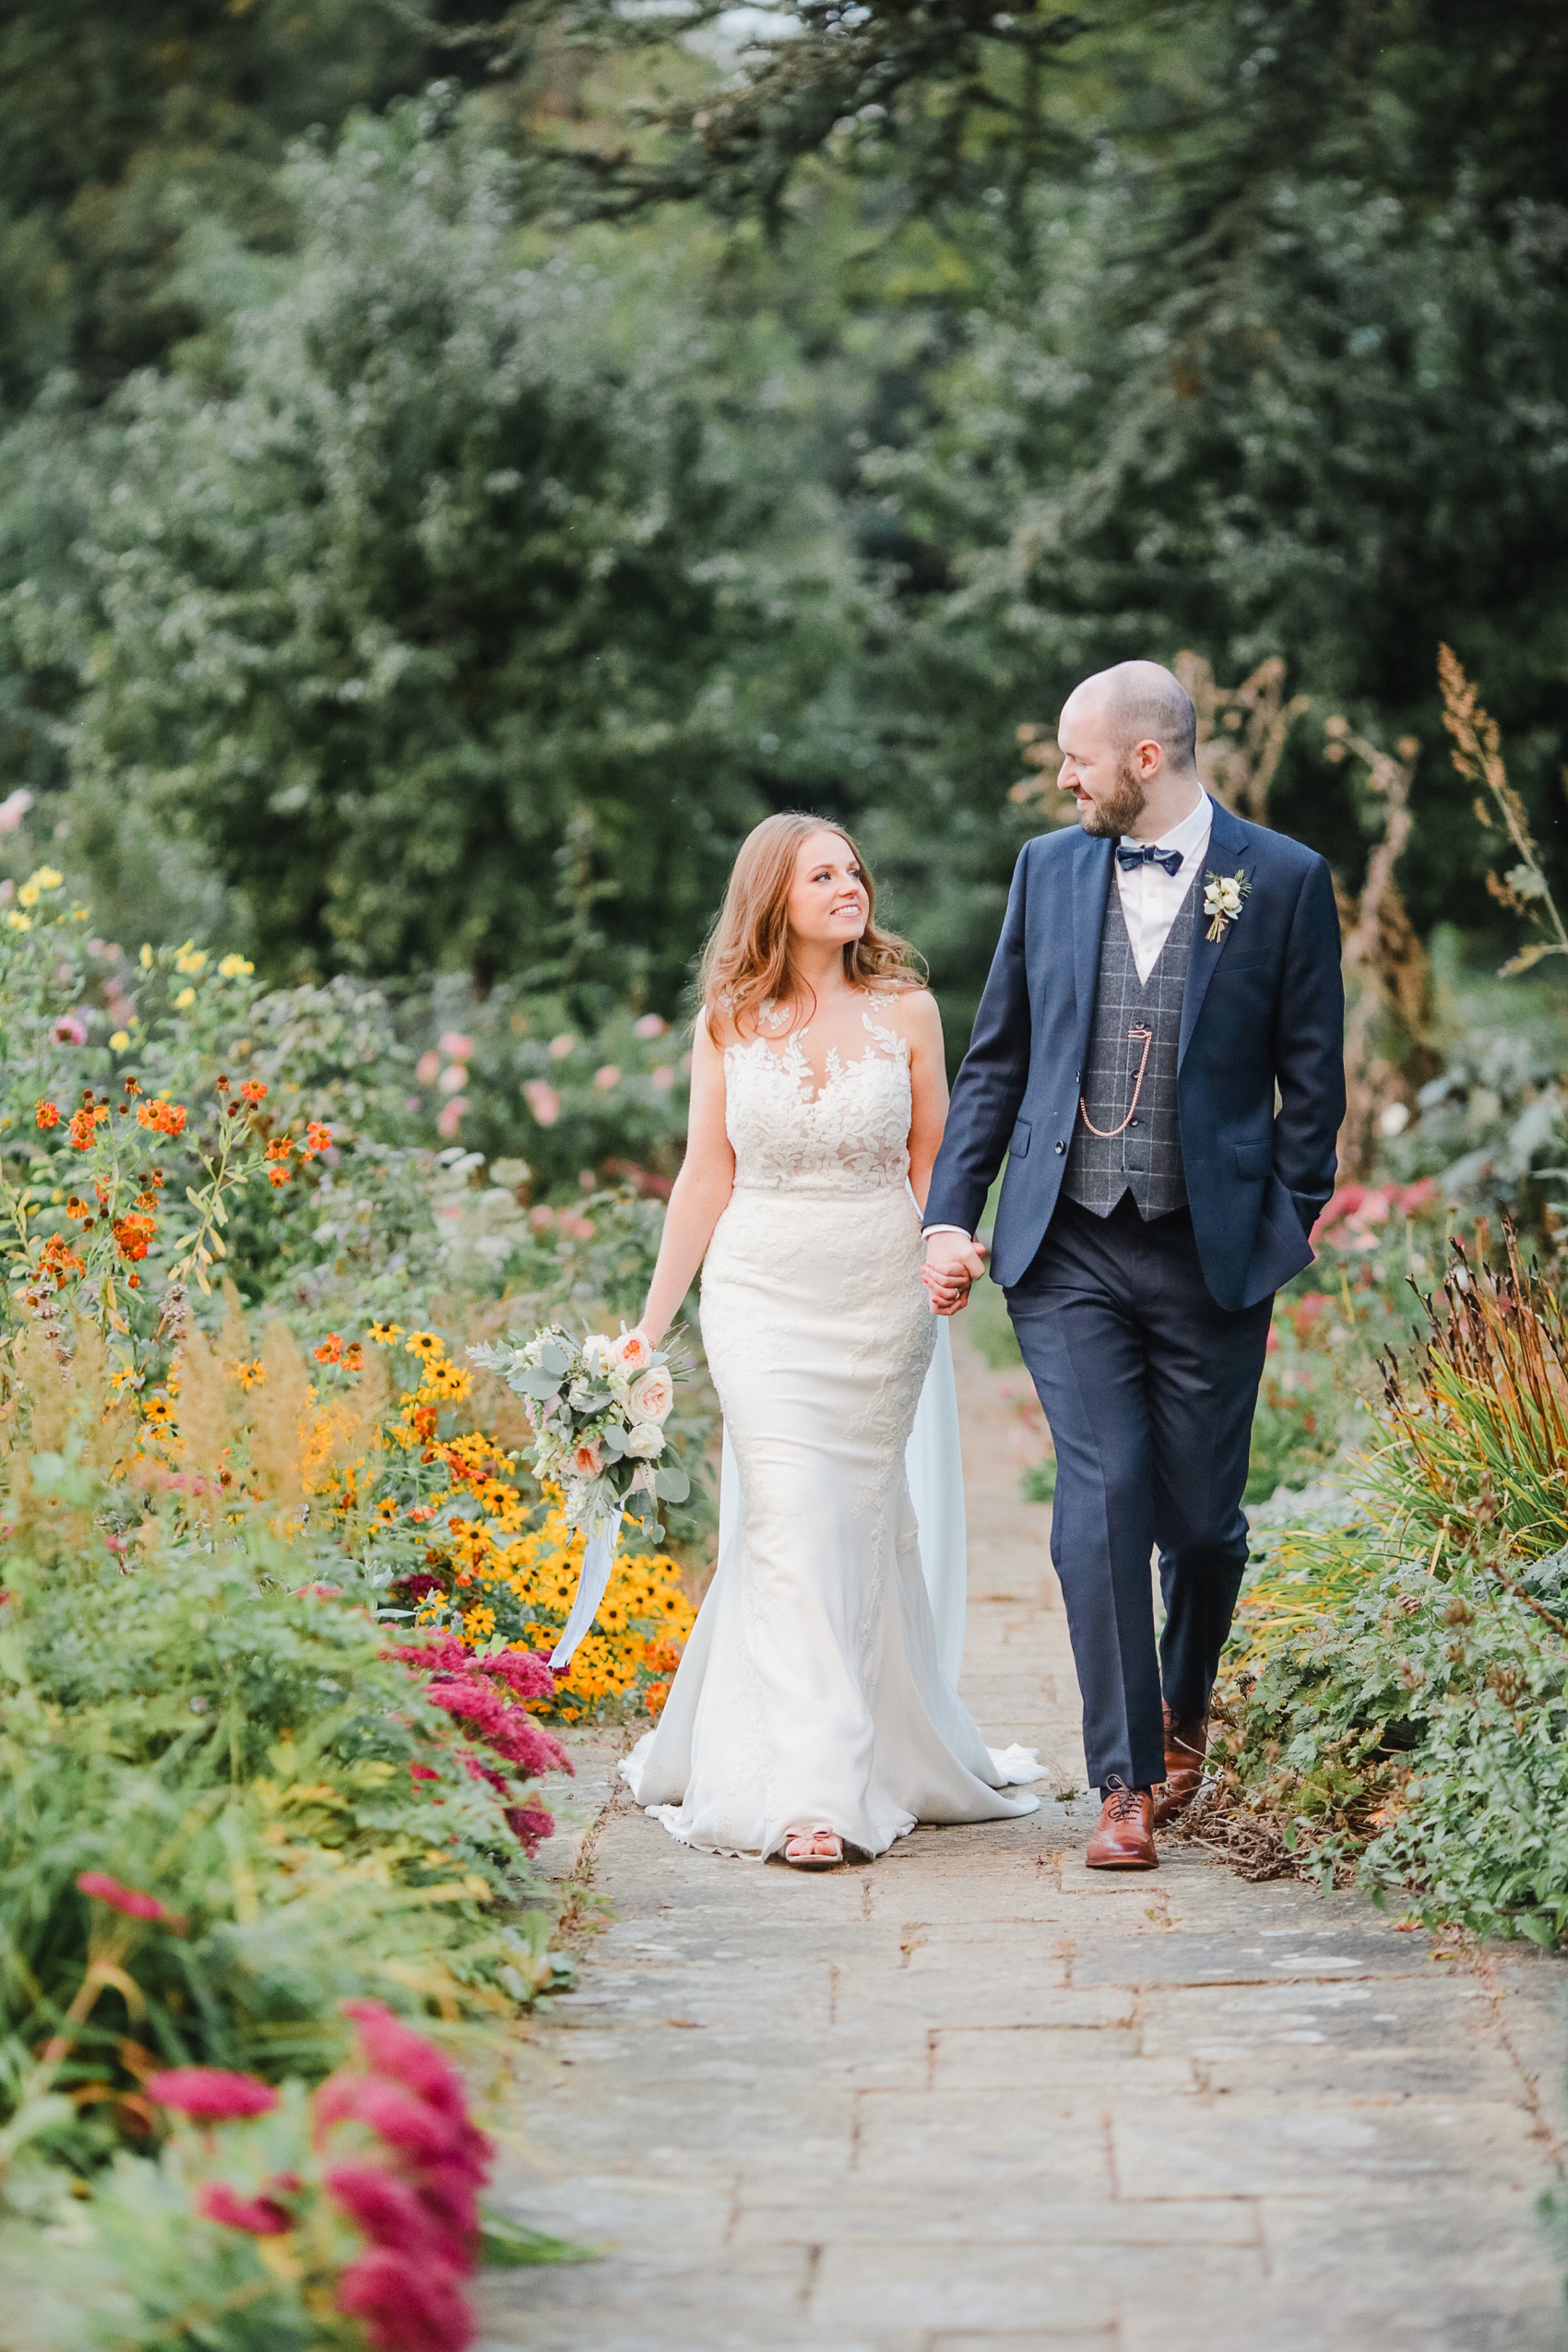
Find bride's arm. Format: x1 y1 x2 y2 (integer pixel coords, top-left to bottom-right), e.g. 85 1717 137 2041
633 1016 735 1347
902 989 950 1213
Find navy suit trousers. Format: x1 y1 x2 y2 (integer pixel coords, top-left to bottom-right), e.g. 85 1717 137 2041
1004 1195 1273 1793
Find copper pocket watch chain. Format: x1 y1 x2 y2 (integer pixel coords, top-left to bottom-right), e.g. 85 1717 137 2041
1078 1024 1154 1139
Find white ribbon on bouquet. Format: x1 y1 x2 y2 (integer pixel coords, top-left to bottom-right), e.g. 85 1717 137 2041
549 1514 624 1671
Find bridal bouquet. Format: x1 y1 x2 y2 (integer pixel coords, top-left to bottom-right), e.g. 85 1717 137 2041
469 1324 689 1668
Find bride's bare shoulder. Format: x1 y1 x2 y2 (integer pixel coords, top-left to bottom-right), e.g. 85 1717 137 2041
697 1000 745 1055
866 983 941 1046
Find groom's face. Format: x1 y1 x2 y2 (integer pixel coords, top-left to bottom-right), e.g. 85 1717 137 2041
1056 691 1146 837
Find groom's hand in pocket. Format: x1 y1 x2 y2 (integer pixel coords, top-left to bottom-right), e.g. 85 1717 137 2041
921 1229 987 1315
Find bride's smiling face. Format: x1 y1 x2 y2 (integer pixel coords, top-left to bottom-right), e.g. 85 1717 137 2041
788 830 868 951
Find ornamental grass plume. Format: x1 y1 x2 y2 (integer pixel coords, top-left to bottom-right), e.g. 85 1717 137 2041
247 1313 315 1525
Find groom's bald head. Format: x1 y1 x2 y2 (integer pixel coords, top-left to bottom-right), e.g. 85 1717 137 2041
1065 660 1197 774
1055 659 1204 841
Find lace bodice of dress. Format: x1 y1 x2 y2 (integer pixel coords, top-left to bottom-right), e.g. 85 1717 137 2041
724 1002 912 1194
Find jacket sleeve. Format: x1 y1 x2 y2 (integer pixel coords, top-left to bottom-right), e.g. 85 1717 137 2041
923 843 1035 1236
1270 854 1345 1232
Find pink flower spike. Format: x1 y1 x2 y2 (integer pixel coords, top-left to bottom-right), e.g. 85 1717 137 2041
479 1647 556 1704
146 2067 279 2121
326 2160 442 2254
504 1804 555 1853
196 2180 293 2236
340 2002 481 2138
76 1871 168 1923
336 2246 475 2352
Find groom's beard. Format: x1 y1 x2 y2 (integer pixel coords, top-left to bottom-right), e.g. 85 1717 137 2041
1079 759 1147 839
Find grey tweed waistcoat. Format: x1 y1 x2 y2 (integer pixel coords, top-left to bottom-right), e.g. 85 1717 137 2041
1061 869 1196 1220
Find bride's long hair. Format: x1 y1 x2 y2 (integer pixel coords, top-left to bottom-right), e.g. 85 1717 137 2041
700 812 924 1034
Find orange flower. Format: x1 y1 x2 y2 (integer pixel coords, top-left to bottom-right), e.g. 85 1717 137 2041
112 1212 157 1263
344 1343 363 1372
265 1137 291 1163
314 1334 343 1366
267 1166 290 1188
239 1080 267 1105
38 1233 85 1282
68 1104 110 1150
135 1099 186 1138
35 1099 59 1130
304 1121 332 1155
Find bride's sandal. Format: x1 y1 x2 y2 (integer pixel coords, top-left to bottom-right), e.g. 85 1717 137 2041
782 1830 845 1871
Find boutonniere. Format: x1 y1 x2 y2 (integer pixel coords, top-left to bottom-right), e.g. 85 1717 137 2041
1202 867 1252 943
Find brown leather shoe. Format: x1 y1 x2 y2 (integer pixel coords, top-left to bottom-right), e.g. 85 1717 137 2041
1152 1708 1207 1826
1086 1781 1158 1870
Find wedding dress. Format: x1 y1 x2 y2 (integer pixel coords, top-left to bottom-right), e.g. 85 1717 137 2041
620 999 1042 1859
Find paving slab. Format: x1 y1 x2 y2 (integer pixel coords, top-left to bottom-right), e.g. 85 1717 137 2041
480 1325 1568 2352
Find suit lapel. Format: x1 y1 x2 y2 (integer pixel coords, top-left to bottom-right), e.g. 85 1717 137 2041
1070 831 1112 1031
1179 799 1253 1068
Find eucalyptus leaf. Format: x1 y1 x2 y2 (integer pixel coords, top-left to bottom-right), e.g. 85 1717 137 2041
653 1465 690 1503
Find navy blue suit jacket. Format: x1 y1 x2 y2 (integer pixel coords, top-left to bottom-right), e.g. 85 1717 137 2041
925 799 1346 1311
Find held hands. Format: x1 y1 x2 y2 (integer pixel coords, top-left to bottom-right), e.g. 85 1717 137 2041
921 1231 987 1316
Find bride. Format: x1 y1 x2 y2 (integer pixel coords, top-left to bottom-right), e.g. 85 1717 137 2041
619 812 1041 1870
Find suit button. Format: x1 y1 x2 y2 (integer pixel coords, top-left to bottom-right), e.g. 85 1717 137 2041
1054 1141 1066 1155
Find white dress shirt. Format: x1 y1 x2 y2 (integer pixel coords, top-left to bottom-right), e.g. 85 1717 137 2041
1113 788 1212 983
922 790 1214 1240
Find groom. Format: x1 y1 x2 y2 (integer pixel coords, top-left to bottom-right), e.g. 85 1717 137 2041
923 661 1344 1869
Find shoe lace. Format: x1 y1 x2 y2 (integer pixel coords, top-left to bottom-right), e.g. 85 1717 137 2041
1105 1781 1141 1823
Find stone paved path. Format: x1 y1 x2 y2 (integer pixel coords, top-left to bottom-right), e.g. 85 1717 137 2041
481 1329 1568 2352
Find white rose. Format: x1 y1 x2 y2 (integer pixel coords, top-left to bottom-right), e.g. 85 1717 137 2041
626 1366 674 1424
580 1335 614 1378
624 1421 666 1459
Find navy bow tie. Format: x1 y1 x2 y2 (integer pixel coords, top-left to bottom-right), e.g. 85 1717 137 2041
1116 842 1183 876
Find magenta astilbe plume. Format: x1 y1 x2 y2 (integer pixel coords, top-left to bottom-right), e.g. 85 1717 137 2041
504 1804 555 1853
76 1870 171 1923
147 2068 279 2121
336 2245 474 2352
383 1633 469 1678
324 2161 438 2252
479 1647 556 1702
340 2002 472 2128
318 2001 493 2350
195 2180 293 2236
425 1673 569 1777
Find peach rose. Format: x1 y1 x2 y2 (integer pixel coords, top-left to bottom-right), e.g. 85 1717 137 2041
571 1438 603 1476
611 1329 653 1373
627 1366 674 1425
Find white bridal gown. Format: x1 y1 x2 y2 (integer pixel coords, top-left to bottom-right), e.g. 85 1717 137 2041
620 1002 1042 1859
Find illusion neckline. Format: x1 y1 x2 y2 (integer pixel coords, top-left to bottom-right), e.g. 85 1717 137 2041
728 1002 907 1109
